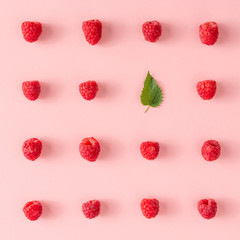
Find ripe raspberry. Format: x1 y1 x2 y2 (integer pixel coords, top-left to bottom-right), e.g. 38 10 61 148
141 198 159 219
22 138 42 161
199 22 219 45
21 21 42 43
142 21 162 42
79 81 98 100
201 140 221 161
140 141 159 160
23 201 42 221
197 80 216 100
22 81 40 101
82 20 102 45
79 137 100 162
82 200 100 219
198 199 217 219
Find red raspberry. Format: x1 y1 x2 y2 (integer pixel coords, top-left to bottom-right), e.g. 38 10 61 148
23 201 42 221
82 20 102 45
141 198 159 219
82 200 100 219
22 81 41 101
199 22 219 45
140 141 159 160
201 140 221 161
197 80 216 100
198 199 217 219
22 138 42 161
142 21 162 42
79 137 100 162
79 81 98 100
21 21 42 43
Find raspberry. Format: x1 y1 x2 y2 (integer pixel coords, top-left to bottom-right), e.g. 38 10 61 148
198 199 217 219
22 81 40 101
201 140 221 161
140 141 159 160
79 81 98 100
82 20 102 45
197 80 216 100
23 201 42 221
142 21 162 42
22 138 42 161
79 137 100 162
141 198 159 219
199 22 219 45
82 200 100 219
21 21 42 43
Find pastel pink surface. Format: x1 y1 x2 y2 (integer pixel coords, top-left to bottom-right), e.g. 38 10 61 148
0 0 240 239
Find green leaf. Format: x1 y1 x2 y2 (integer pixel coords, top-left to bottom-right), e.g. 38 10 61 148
140 71 163 112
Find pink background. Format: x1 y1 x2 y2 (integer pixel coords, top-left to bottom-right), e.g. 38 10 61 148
1 0 240 239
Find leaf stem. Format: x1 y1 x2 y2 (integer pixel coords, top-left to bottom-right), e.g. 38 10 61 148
145 106 150 113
